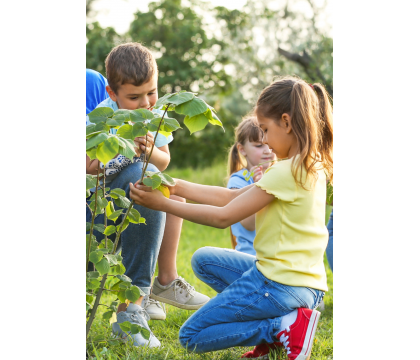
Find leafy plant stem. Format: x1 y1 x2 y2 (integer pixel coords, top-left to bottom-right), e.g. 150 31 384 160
86 274 108 339
140 104 170 184
112 104 170 255
102 171 108 249
87 168 100 273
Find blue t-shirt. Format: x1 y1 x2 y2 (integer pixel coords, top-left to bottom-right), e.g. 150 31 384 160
86 69 109 115
227 169 256 256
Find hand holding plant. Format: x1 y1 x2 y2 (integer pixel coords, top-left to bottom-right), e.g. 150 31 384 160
134 132 154 156
250 165 263 182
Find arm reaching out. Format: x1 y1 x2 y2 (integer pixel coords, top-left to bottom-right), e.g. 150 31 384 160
129 182 274 229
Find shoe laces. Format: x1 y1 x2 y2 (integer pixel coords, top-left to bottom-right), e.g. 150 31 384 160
278 327 291 355
173 277 195 299
144 296 165 311
130 306 150 322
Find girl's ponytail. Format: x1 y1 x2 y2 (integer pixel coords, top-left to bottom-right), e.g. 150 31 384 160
312 83 333 184
227 142 244 176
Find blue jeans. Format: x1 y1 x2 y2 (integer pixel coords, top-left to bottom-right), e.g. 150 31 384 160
86 162 166 295
180 247 324 353
326 209 333 272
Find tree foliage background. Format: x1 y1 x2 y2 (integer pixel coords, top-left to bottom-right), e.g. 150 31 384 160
86 0 332 168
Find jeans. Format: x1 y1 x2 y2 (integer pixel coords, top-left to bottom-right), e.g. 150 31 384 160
180 247 324 353
86 162 166 295
326 209 333 272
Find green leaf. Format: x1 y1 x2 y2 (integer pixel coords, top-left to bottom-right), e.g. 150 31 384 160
93 223 106 233
116 274 132 283
94 122 110 132
116 124 134 140
86 148 97 160
140 327 151 340
114 196 131 209
108 209 124 221
88 107 114 124
109 263 126 275
86 175 97 190
130 108 154 122
105 254 118 265
125 285 141 303
130 323 142 335
150 117 181 133
86 279 101 290
86 133 108 151
175 97 208 117
127 208 142 224
96 258 110 275
106 115 125 127
105 201 115 218
117 218 130 232
99 239 114 253
132 122 148 137
143 174 162 190
160 172 176 186
154 93 173 109
184 113 209 134
103 225 116 236
167 92 195 105
86 301 92 311
89 250 103 264
87 271 100 279
204 108 224 129
96 137 120 165
86 124 96 136
102 311 114 321
110 188 125 197
97 198 108 209
114 109 132 121
119 321 132 333
118 138 136 160
86 189 91 198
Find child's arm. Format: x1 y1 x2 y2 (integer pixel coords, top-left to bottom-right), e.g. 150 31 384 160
135 132 170 171
129 183 274 229
166 179 254 207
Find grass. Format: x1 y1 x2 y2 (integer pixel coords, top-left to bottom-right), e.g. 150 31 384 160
87 163 333 359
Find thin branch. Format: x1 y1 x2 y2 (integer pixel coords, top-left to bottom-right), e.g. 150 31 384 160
86 168 100 273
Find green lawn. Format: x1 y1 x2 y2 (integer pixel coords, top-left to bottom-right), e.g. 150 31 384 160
87 163 333 359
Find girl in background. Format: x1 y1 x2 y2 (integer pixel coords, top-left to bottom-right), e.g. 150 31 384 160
227 117 276 255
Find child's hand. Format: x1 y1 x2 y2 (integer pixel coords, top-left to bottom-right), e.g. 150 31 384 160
134 132 155 157
251 165 263 182
129 182 165 210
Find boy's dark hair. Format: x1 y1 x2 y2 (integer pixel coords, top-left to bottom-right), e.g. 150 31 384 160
105 42 157 93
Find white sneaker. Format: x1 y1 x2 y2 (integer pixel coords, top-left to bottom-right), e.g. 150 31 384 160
142 295 166 320
150 276 210 310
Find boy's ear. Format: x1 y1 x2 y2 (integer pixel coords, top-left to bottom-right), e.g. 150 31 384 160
237 143 246 157
106 85 118 102
281 113 293 134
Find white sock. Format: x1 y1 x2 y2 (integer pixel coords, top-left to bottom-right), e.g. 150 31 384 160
280 310 298 331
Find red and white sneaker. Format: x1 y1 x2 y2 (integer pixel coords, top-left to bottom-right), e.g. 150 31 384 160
241 342 283 359
276 308 321 360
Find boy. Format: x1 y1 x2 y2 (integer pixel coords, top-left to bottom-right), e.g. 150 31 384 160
86 43 209 348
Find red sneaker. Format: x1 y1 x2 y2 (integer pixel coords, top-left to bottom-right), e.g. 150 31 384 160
241 342 282 359
276 308 321 360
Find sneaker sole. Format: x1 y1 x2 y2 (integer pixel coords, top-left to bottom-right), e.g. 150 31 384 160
148 313 166 320
295 310 320 360
150 293 209 310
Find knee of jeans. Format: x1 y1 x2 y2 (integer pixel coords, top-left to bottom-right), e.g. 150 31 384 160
178 325 191 349
191 247 211 276
145 163 159 172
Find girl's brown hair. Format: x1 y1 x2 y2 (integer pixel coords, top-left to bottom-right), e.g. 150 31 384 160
227 117 262 176
256 76 333 188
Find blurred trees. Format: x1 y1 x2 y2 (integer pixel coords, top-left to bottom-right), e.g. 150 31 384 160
86 0 332 168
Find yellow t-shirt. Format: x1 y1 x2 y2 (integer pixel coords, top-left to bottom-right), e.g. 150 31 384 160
254 157 328 291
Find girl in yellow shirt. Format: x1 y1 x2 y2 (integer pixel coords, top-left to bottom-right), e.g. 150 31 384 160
130 76 333 360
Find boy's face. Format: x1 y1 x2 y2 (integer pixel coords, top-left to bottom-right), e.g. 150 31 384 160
106 73 158 110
